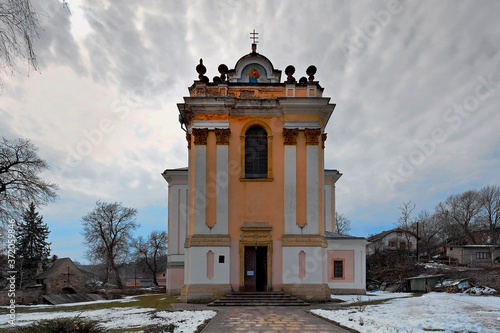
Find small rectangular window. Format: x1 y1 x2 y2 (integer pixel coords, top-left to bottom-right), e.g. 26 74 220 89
333 259 344 279
219 255 225 263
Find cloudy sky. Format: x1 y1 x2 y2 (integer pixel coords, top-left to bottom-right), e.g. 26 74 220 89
2 0 500 264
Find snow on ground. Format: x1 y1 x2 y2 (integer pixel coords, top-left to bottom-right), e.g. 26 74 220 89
155 310 217 333
1 301 216 332
14 295 141 309
314 292 500 333
331 291 413 304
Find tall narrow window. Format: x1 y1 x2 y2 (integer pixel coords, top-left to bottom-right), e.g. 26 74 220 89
245 126 268 178
333 259 344 279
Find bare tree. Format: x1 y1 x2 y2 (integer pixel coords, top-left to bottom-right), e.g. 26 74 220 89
397 201 415 231
396 201 417 254
0 137 58 224
412 210 441 257
334 212 351 235
132 230 167 286
0 0 40 76
81 201 138 289
477 185 500 245
435 190 482 245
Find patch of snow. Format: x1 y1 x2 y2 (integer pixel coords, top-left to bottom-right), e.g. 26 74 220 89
0 300 216 333
10 295 139 309
315 292 500 333
331 291 413 304
465 286 497 295
156 310 217 333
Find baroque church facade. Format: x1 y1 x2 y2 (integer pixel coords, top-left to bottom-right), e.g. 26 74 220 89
162 41 367 303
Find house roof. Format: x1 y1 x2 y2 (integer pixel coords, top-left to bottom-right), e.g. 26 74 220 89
368 227 420 241
447 244 500 249
405 274 444 280
324 231 366 240
37 258 80 280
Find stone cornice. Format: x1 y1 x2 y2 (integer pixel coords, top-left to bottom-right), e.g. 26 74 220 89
282 234 328 248
184 235 231 248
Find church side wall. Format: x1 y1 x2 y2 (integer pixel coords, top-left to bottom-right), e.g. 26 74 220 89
327 240 366 294
167 184 188 256
324 183 333 232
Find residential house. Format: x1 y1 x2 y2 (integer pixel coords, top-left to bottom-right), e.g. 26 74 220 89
367 228 419 255
446 245 500 265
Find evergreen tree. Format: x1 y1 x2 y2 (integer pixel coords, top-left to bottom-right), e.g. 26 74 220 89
16 203 51 288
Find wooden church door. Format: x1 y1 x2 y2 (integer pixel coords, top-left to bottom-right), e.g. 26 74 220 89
244 246 267 292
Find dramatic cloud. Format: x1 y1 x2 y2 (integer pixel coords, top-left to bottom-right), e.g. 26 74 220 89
2 0 500 261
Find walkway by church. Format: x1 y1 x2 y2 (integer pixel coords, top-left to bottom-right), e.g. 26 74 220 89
172 303 354 333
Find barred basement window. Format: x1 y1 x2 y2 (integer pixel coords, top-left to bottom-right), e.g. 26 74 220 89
245 126 268 178
333 259 344 279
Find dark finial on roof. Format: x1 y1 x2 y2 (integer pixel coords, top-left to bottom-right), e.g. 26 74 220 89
285 65 296 83
196 58 209 83
306 65 317 82
299 77 307 84
218 64 228 82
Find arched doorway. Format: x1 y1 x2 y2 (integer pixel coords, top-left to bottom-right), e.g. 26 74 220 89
61 287 77 294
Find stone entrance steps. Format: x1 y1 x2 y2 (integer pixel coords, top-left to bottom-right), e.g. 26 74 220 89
208 292 309 306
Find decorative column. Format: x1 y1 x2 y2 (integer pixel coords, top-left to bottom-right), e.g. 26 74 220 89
283 128 299 234
214 128 230 234
304 128 321 234
192 128 208 234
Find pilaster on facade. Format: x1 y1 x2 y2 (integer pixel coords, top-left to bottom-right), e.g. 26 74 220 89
305 127 320 234
214 142 229 234
193 139 207 234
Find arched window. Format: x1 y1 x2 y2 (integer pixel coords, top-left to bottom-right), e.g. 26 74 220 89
245 126 268 178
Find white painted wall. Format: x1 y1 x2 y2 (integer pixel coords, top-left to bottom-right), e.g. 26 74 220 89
186 247 231 284
324 184 332 233
193 145 207 234
305 145 319 234
282 246 324 284
167 185 188 255
284 146 299 234
212 145 229 234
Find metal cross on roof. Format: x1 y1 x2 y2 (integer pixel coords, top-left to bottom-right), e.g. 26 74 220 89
250 29 259 44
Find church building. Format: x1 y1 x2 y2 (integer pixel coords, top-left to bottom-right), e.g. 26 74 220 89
162 37 367 303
